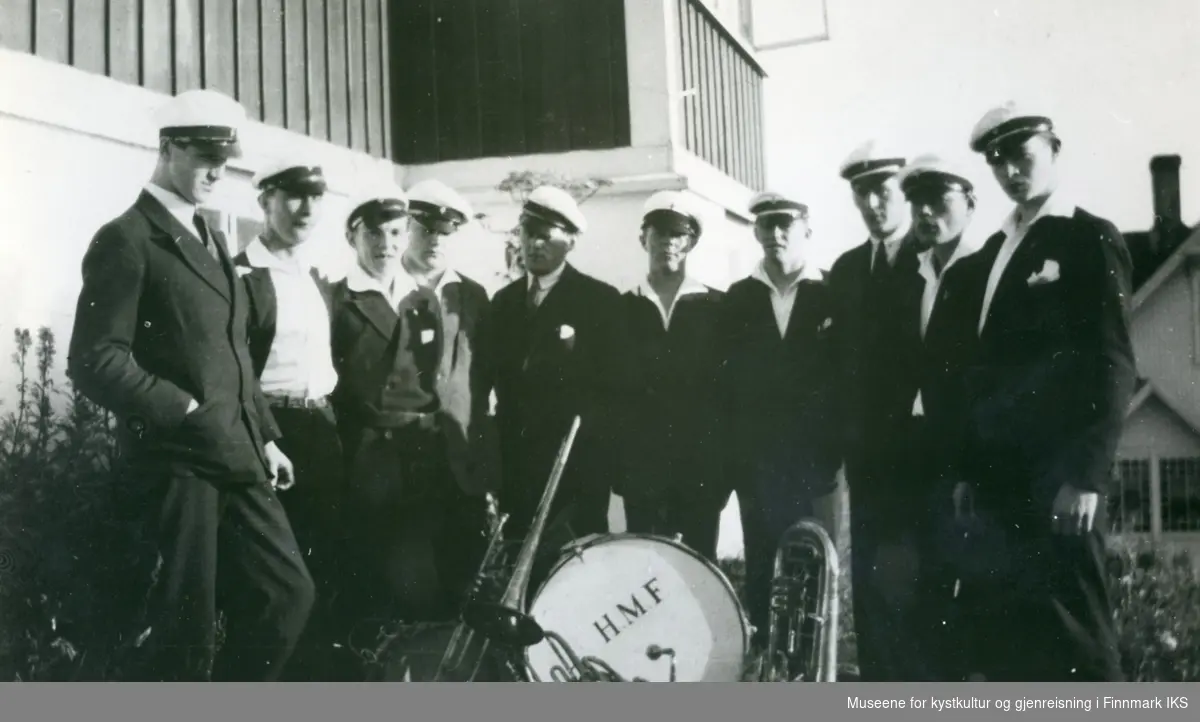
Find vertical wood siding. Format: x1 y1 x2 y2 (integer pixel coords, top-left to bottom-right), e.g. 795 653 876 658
0 0 391 160
676 0 765 190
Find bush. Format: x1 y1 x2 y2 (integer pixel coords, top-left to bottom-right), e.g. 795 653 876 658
0 328 159 681
1108 539 1200 681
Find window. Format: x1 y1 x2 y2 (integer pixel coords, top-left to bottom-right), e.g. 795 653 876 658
1109 459 1152 533
1160 457 1200 531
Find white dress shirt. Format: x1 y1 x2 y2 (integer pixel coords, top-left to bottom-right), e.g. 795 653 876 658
635 275 709 330
244 239 338 400
977 190 1077 334
750 260 824 338
910 236 981 417
346 261 462 311
916 237 981 339
527 262 567 308
144 183 203 245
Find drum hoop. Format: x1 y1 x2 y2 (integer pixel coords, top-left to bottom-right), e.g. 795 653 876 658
523 532 750 680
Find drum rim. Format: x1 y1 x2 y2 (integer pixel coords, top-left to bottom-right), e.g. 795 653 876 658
523 532 750 681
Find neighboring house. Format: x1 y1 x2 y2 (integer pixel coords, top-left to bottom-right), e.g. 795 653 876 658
1110 155 1200 566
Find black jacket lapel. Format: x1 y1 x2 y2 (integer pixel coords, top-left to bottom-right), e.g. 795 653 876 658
136 191 232 303
349 289 400 339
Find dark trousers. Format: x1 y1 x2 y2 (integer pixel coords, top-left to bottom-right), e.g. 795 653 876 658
339 422 489 635
624 490 727 562
269 403 348 681
737 467 834 647
847 489 939 681
122 466 316 682
939 502 1124 682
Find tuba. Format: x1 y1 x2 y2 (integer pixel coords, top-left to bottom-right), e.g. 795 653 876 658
435 416 634 682
757 518 840 682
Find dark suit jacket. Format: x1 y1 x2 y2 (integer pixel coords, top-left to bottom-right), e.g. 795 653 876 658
487 263 636 531
620 285 730 504
328 271 497 496
67 191 280 485
827 235 926 498
721 274 842 502
914 247 992 481
232 249 335 380
962 209 1137 516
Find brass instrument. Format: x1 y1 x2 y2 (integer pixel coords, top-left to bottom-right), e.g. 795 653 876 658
435 416 635 682
430 493 513 681
758 518 840 682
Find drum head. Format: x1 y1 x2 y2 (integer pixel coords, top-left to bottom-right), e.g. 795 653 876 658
524 534 748 682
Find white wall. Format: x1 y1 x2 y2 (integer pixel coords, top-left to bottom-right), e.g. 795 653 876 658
0 49 393 398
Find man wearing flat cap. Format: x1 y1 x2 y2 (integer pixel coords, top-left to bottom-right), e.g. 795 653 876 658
723 191 842 650
486 185 636 593
328 179 493 653
232 156 345 680
67 89 314 682
891 153 992 680
618 191 730 563
949 103 1134 681
826 139 930 681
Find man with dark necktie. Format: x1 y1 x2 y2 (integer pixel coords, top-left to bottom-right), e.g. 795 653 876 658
827 140 929 680
67 89 314 682
486 186 636 593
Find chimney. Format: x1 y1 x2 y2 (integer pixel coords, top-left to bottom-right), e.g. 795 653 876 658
1150 154 1182 227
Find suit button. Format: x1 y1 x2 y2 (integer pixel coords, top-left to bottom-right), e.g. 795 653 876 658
383 430 393 440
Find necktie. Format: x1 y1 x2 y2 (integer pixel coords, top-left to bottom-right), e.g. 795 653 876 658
192 212 219 262
526 276 542 314
932 252 945 279
872 241 888 275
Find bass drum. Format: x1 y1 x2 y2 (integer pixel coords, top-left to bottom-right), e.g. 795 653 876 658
524 533 749 682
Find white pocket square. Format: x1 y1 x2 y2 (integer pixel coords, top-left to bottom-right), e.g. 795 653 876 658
421 329 435 344
559 324 575 340
1027 259 1060 286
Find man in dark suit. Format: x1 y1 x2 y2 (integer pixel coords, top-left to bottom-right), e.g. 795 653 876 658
232 158 346 680
619 191 729 563
66 89 314 682
724 192 842 654
329 179 495 639
893 154 988 680
952 104 1135 681
487 186 635 592
826 141 928 681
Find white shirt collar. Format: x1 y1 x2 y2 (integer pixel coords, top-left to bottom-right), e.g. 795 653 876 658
243 236 314 274
528 262 567 291
1000 189 1077 238
345 260 461 299
144 182 198 233
636 274 709 329
751 259 823 293
636 274 708 299
916 235 981 283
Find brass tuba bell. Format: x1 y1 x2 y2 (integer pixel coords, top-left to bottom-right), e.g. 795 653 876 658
757 518 840 682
